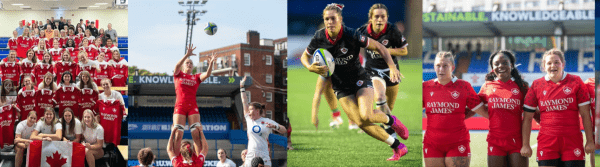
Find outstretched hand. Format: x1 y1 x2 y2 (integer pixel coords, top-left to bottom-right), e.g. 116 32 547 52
208 51 217 64
185 44 197 57
241 76 247 88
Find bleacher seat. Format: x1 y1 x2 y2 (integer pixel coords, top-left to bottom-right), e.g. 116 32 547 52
466 52 490 73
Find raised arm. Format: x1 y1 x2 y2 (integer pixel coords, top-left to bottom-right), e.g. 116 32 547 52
194 126 209 156
240 76 250 116
173 44 196 75
365 38 400 83
167 125 180 159
199 52 217 81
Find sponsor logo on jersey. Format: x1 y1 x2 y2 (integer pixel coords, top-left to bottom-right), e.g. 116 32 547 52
458 145 466 153
540 151 543 156
543 90 547 96
563 87 572 95
357 80 363 86
574 148 581 157
451 91 460 99
511 88 520 95
430 92 433 96
252 125 262 133
340 48 348 54
382 39 389 46
360 36 366 43
490 146 493 152
493 88 496 92
424 148 428 154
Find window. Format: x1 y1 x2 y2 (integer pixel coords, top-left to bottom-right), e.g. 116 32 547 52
507 2 521 9
231 54 236 67
246 91 251 102
453 7 462 12
217 57 222 69
244 53 251 66
564 0 578 4
283 42 287 49
266 55 272 65
266 74 272 84
266 110 272 119
525 1 539 7
245 72 251 76
283 58 287 68
471 5 484 11
547 0 559 5
266 92 272 102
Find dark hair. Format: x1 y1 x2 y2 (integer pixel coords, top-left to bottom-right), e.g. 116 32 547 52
65 39 76 48
61 108 77 138
61 71 75 85
251 157 265 167
485 50 528 94
250 102 265 115
137 147 155 166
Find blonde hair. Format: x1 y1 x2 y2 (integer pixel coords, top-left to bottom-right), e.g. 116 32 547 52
323 3 344 17
541 48 565 71
82 109 98 130
368 3 388 23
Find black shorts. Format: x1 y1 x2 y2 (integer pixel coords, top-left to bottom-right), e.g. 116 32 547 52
367 68 399 87
332 74 373 99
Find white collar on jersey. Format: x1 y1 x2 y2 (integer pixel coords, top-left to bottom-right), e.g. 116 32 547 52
41 88 52 95
544 71 567 81
434 76 458 83
61 85 76 92
494 77 515 81
81 88 94 95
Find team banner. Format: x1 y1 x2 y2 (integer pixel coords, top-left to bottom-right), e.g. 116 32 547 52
136 96 231 107
423 10 594 23
462 72 594 87
27 141 86 167
128 122 229 139
129 76 252 85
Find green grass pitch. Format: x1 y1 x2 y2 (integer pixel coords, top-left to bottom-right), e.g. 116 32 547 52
287 59 423 166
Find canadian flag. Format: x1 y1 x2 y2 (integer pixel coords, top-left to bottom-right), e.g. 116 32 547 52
26 141 86 167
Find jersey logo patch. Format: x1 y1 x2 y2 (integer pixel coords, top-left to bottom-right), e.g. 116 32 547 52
540 151 543 156
252 125 262 133
424 148 427 154
543 90 547 96
451 91 460 99
574 148 581 157
382 39 389 46
360 36 366 43
430 92 433 96
458 145 466 153
492 88 496 92
563 87 572 95
511 88 520 95
490 147 493 152
357 80 363 86
340 48 348 54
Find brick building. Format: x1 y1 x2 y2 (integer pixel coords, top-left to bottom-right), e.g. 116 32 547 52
198 30 287 124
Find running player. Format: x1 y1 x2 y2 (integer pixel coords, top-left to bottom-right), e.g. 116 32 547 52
357 3 408 136
423 52 489 167
521 49 594 167
172 44 216 156
168 125 208 167
301 3 408 161
478 51 528 167
240 76 287 166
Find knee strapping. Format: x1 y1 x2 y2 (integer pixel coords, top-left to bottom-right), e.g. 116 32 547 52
190 122 201 132
174 124 185 132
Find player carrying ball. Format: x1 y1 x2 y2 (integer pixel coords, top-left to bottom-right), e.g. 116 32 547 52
521 49 594 167
172 44 216 157
301 3 409 161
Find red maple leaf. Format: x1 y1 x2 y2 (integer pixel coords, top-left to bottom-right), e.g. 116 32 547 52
46 151 67 167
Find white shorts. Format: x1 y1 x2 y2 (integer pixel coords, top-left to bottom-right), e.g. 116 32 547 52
244 150 271 166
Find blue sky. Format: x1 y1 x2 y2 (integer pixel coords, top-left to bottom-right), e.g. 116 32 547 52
129 0 287 74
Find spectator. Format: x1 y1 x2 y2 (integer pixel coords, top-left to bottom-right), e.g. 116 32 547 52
88 22 98 36
54 22 60 31
44 19 52 30
98 28 106 43
79 19 86 30
38 20 45 30
251 157 264 167
67 19 74 30
240 149 248 167
217 149 236 167
106 23 118 41
16 21 24 36
45 25 54 40
137 148 155 167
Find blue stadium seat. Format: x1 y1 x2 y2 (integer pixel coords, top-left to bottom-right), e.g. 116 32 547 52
564 50 578 72
0 43 6 48
514 51 531 73
467 52 490 73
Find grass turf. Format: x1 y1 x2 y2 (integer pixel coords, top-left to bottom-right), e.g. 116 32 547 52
287 59 423 166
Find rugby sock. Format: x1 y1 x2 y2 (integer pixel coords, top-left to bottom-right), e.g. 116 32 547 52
390 139 401 149
384 135 396 145
331 108 340 117
385 114 394 126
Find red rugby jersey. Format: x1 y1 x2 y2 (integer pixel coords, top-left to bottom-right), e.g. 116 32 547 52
81 45 98 60
171 154 206 167
584 78 595 127
111 63 127 87
524 73 590 136
32 63 53 85
33 47 46 61
54 61 79 84
30 36 40 47
20 59 36 79
95 63 113 86
96 99 125 145
35 89 54 119
0 104 19 146
16 36 32 58
65 47 79 63
48 48 63 62
478 79 525 139
53 86 81 116
174 71 202 109
79 61 97 80
1 62 22 86
8 38 18 51
423 78 483 144
16 89 36 120
79 88 98 119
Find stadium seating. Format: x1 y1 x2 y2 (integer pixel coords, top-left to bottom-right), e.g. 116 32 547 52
0 37 129 61
128 107 229 123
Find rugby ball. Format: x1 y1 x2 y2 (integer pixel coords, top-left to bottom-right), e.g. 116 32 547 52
312 48 335 77
204 22 218 35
